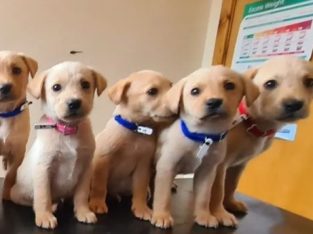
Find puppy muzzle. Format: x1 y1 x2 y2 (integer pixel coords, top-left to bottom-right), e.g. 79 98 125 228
0 83 13 101
277 99 306 122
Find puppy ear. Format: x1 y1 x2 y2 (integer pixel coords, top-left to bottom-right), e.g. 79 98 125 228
242 68 260 107
19 54 38 78
166 78 187 114
108 79 131 105
28 70 48 99
91 70 107 96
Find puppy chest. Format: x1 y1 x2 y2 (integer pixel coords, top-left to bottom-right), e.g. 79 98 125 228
119 137 155 159
176 147 205 174
233 138 273 166
50 152 84 197
0 120 11 138
0 122 15 154
108 138 155 183
176 144 223 174
177 153 199 174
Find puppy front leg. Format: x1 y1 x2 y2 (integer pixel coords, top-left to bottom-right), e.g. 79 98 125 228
193 167 218 228
33 164 57 229
193 163 219 228
224 163 248 214
89 155 110 214
210 164 237 227
74 165 97 224
131 156 152 221
2 145 26 200
151 159 176 229
194 143 229 228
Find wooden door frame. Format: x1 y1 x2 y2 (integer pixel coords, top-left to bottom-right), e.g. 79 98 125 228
212 0 238 65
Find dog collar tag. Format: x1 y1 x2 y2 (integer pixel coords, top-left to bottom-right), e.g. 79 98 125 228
34 123 56 130
196 138 213 161
136 126 153 135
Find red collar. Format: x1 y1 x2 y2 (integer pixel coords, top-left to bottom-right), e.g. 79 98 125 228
238 102 276 138
45 116 78 135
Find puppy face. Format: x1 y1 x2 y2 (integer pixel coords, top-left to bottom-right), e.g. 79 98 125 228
250 56 313 122
108 70 173 122
167 66 259 127
28 62 106 123
0 51 37 107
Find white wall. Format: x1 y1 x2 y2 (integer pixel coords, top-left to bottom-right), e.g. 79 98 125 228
0 0 221 176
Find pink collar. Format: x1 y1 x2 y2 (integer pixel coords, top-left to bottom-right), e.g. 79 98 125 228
45 116 78 135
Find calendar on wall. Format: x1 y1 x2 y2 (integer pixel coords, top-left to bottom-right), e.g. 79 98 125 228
239 20 311 59
232 0 313 72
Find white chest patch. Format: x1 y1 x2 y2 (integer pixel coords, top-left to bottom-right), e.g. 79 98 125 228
0 120 10 144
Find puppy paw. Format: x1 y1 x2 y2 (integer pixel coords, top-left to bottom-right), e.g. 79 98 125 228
132 203 152 221
89 198 108 214
213 209 238 227
35 211 58 229
75 209 97 224
151 211 174 229
194 211 218 228
225 199 248 214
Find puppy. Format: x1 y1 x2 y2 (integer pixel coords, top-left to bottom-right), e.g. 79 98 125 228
10 61 106 229
210 56 313 227
0 51 38 200
89 70 173 221
151 66 259 229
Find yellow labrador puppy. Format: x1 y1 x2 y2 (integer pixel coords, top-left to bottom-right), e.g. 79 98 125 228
0 51 38 200
151 66 259 229
89 70 174 221
10 61 106 229
210 56 313 226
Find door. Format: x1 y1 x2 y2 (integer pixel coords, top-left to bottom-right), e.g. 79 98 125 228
213 0 313 220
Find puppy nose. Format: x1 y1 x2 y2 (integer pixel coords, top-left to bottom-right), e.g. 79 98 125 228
206 98 223 110
283 99 304 113
0 84 12 95
67 99 82 111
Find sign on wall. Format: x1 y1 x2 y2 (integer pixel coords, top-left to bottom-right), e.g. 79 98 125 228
232 0 313 71
231 0 313 141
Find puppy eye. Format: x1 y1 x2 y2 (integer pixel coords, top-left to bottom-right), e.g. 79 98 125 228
224 81 235 90
191 88 200 96
11 66 22 75
52 84 62 92
303 77 313 88
81 80 90 90
264 80 278 90
146 87 158 96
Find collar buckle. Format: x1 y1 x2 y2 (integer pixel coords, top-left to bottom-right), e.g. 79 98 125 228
136 126 153 135
114 115 154 136
36 116 79 135
204 137 213 146
240 113 249 120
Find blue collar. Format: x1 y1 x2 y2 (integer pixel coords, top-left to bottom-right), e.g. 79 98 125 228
180 119 227 144
114 115 154 135
0 101 31 118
